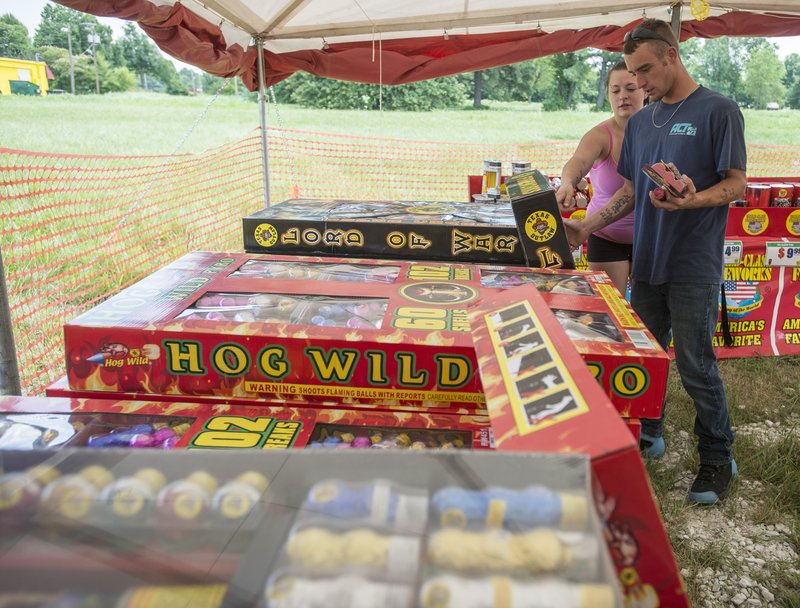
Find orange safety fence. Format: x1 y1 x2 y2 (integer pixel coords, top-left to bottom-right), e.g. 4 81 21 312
2 127 800 395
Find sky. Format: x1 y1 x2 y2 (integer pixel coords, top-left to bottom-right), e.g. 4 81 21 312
4 0 800 63
1 0 198 71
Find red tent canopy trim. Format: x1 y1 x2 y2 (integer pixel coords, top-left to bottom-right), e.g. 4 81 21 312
56 0 800 90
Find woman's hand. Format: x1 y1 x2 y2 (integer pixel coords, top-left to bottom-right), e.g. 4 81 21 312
556 182 578 210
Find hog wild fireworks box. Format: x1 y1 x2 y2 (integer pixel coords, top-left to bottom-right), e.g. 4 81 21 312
63 253 666 420
242 198 528 265
63 252 489 412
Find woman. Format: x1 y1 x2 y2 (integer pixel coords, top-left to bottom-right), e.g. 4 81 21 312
555 61 646 294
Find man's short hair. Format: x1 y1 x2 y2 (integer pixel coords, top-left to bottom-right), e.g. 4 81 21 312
623 19 679 58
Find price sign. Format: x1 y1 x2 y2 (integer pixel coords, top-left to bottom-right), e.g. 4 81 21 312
723 240 743 266
765 241 800 266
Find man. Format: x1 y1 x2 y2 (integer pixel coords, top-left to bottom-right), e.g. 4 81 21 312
564 19 747 505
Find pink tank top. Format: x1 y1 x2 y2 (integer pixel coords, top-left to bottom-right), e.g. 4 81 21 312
587 123 634 244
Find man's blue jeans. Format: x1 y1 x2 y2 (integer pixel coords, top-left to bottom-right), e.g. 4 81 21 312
631 280 734 466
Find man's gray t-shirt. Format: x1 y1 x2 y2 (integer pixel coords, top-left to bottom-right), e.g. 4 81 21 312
618 85 747 284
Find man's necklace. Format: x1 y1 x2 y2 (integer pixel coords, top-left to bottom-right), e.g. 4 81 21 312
651 96 689 128
651 86 700 128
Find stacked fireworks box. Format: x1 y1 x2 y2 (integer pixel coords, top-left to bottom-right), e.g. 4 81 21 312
7 251 682 604
242 171 574 273
0 448 622 607
242 198 527 264
478 264 670 441
0 396 492 452
256 451 620 608
54 252 667 436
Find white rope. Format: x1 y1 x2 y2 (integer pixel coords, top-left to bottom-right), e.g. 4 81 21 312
267 84 302 197
110 78 232 238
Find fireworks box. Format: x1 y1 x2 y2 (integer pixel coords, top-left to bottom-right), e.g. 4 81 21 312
468 284 686 607
63 252 664 419
0 396 492 451
44 376 479 418
478 265 668 419
64 252 497 411
242 198 527 265
505 169 575 270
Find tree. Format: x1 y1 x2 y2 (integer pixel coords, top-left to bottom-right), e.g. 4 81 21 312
784 53 800 109
37 45 134 94
543 51 595 111
682 37 745 102
473 70 483 108
103 65 137 93
478 59 555 103
116 23 163 88
38 46 95 94
590 51 622 111
33 3 113 57
283 72 466 111
744 46 786 109
0 14 32 59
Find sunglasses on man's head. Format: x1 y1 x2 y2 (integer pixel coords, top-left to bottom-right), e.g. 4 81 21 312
624 27 675 47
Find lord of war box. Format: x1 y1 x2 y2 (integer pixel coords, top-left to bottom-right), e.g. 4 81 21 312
63 252 491 411
242 198 527 264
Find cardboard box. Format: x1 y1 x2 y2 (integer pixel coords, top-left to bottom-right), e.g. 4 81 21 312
0 396 492 451
63 252 489 411
243 198 527 264
64 252 665 418
505 169 575 270
0 448 620 606
467 285 686 607
478 265 669 419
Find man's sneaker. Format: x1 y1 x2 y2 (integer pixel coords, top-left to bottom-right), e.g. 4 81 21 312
639 432 666 458
688 460 738 505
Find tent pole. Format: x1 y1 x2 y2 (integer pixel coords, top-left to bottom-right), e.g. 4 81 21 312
0 249 22 396
256 37 271 207
670 2 682 40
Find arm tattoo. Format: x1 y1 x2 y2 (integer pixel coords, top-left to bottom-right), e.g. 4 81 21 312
599 195 632 226
719 186 734 204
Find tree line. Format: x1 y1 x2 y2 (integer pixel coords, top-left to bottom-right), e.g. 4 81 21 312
1 5 796 110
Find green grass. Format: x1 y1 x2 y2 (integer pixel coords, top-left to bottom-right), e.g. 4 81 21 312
4 93 800 155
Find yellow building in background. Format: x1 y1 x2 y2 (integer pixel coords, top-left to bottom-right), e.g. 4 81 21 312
0 58 51 96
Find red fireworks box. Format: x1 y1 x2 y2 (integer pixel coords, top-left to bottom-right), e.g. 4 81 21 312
468 284 686 607
478 264 669 419
64 252 666 420
0 396 493 451
63 252 490 412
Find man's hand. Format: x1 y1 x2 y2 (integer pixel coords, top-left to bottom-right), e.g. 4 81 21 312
649 174 697 210
563 217 589 250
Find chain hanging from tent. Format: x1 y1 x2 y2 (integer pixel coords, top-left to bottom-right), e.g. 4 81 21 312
267 84 302 198
109 78 233 243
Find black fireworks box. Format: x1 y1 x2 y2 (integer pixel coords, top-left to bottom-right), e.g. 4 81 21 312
506 170 575 270
242 199 526 265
